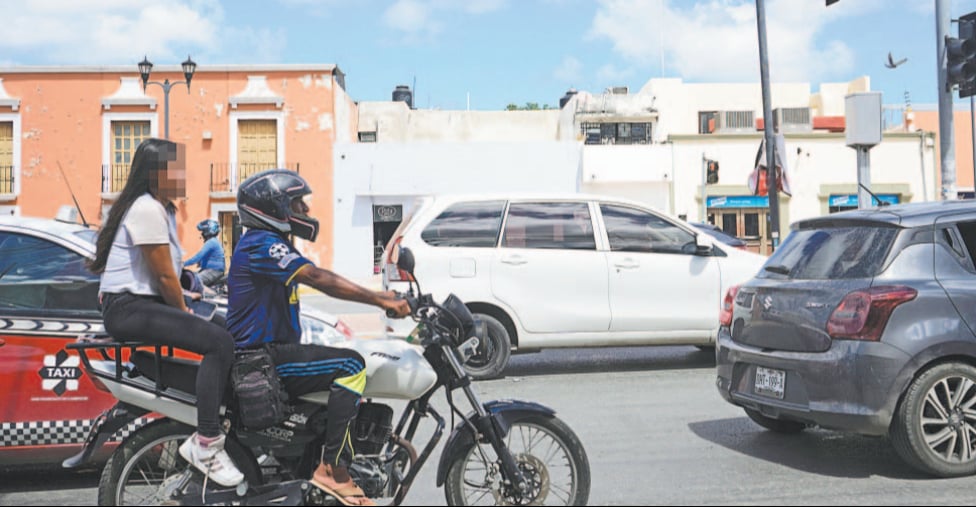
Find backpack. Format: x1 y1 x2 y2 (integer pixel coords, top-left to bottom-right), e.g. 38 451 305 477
230 349 290 430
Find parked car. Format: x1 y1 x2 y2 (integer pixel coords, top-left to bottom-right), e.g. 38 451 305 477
382 194 766 379
690 222 748 250
716 201 976 478
0 214 351 468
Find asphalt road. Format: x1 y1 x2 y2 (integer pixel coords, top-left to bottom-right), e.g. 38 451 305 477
3 300 975 505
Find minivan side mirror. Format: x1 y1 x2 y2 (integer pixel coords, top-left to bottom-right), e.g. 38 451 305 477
694 234 714 256
396 246 416 275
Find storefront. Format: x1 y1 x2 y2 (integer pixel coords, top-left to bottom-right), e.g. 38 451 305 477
705 195 773 255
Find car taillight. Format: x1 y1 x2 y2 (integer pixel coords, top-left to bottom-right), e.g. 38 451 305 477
826 285 917 342
384 236 412 282
335 320 354 340
719 285 740 327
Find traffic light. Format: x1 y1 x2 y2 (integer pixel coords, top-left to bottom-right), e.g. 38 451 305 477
959 12 976 98
706 160 719 184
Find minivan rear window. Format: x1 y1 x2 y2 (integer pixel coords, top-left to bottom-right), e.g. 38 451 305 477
759 225 898 279
421 200 505 247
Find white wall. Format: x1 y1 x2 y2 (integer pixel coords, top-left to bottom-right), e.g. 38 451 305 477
358 103 562 142
332 141 583 277
580 144 675 211
668 133 935 228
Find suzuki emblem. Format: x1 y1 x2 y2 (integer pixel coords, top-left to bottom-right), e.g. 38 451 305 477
762 296 773 310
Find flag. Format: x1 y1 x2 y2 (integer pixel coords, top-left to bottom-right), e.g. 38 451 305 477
748 133 792 197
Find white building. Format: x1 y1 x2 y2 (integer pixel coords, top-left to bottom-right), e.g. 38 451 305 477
331 77 936 278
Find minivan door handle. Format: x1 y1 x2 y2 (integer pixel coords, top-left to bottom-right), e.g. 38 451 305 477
500 255 528 266
614 259 640 269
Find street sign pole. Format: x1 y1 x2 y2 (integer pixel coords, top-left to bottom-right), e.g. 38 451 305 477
701 153 708 222
756 0 780 248
937 0 958 200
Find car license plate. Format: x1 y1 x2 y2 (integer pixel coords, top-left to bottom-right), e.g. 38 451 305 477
754 367 786 399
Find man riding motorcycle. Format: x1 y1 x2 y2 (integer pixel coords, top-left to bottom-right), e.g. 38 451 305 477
225 169 410 506
184 218 226 290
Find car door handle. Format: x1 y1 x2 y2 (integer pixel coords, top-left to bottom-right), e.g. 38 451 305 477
614 260 640 269
0 338 5 347
500 255 528 266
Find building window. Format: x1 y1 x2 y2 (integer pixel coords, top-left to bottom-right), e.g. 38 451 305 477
106 121 151 193
580 122 652 145
699 111 719 134
358 131 377 143
0 121 12 194
237 119 278 184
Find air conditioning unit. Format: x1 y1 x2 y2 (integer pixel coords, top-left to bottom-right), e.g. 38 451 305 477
773 107 812 133
610 86 629 95
714 110 755 134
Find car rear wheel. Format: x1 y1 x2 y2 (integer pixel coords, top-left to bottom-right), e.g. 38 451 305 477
891 362 976 478
464 313 511 380
744 408 807 434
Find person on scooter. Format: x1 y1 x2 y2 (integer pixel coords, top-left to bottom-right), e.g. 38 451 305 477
89 138 243 487
226 169 410 506
185 218 226 289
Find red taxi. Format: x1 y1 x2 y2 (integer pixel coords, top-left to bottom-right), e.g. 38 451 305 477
0 213 351 468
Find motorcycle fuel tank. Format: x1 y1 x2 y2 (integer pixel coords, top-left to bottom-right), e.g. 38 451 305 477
338 338 438 399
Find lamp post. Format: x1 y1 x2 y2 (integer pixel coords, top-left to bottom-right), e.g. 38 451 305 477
138 55 197 139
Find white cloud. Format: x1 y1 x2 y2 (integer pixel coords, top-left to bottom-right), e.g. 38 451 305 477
589 0 863 84
1 1 221 64
596 63 634 84
554 56 583 83
382 0 506 41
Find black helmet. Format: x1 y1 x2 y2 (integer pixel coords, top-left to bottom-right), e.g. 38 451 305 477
237 169 319 242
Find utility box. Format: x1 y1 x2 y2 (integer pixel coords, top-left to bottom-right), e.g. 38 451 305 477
845 92 882 147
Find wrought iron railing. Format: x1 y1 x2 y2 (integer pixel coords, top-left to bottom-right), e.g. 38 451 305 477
210 162 301 193
102 164 129 194
0 165 14 195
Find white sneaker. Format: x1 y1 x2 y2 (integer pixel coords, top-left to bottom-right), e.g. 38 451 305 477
178 432 245 487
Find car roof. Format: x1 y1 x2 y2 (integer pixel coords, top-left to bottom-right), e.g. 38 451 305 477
422 192 669 213
0 215 96 254
796 200 976 229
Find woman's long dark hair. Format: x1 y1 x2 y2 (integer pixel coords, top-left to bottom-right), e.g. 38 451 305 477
89 138 175 274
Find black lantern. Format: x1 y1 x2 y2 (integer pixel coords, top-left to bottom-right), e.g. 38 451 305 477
181 55 197 91
138 56 153 90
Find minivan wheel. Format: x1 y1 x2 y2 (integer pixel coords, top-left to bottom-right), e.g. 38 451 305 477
744 408 807 434
891 362 976 478
465 313 512 380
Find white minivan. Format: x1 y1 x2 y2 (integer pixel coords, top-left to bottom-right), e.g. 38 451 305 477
383 194 766 379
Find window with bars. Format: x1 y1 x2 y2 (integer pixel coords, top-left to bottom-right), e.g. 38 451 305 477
108 121 151 192
0 122 12 194
580 122 652 145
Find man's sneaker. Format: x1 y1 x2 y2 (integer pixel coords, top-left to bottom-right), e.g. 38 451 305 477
178 432 244 487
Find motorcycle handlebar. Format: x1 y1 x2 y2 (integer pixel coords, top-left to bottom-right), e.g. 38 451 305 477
386 292 419 318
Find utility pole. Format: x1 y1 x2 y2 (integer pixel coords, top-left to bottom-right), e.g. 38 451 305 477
937 0 958 200
756 0 780 248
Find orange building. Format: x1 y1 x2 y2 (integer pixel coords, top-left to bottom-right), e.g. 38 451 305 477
0 64 358 269
912 107 976 194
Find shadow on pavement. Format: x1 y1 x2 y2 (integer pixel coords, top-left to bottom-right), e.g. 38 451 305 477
503 345 716 377
688 417 927 480
0 465 99 493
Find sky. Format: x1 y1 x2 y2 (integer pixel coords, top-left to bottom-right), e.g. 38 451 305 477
3 0 976 111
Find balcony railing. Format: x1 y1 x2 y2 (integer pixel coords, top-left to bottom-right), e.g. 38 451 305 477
102 164 129 194
0 165 14 195
210 162 301 194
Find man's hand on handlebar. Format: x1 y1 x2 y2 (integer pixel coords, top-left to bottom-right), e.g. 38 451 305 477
381 293 411 319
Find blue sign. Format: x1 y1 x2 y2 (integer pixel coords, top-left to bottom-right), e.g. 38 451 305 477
706 195 769 208
828 194 899 207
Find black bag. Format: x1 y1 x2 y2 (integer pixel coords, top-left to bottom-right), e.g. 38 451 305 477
230 349 289 430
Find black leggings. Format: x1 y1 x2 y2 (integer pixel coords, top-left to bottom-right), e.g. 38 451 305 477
265 342 366 469
101 292 235 437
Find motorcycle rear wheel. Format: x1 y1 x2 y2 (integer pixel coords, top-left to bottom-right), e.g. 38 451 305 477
97 419 260 506
444 415 590 506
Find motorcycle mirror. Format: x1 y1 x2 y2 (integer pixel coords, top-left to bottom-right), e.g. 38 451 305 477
397 246 416 275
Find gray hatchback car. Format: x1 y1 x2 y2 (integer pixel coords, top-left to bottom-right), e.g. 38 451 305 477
716 201 976 478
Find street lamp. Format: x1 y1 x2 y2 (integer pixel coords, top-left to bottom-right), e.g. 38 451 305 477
138 55 197 139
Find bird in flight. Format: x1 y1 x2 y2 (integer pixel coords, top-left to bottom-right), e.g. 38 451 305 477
885 52 908 69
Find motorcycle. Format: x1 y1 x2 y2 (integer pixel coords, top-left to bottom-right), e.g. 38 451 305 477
64 247 591 506
180 268 228 298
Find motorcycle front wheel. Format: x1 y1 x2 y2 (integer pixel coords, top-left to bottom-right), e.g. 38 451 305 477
444 415 590 506
97 419 259 506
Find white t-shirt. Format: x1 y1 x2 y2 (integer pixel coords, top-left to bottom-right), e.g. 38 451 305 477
99 194 184 296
